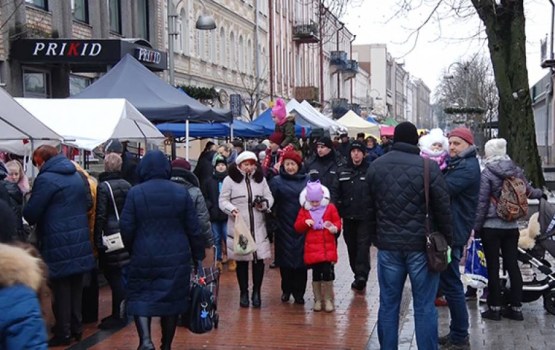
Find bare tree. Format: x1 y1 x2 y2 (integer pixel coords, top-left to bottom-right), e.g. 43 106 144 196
236 66 269 121
391 0 545 185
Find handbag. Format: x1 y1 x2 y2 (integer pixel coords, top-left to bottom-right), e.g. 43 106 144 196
463 238 488 288
102 182 125 253
185 261 218 333
233 214 256 255
423 158 449 272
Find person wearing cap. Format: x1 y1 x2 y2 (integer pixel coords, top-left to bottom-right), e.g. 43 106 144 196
304 136 344 198
104 139 139 186
366 122 452 349
269 150 309 304
474 138 542 323
337 133 351 159
331 140 372 292
219 151 274 308
272 98 300 150
436 127 481 348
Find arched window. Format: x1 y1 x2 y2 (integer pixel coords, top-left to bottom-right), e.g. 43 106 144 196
247 39 252 74
229 32 235 68
209 30 216 62
180 8 189 55
199 29 205 59
219 27 226 67
238 35 244 73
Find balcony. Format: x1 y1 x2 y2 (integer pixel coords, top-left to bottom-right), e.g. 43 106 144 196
343 60 358 80
294 86 319 102
329 50 348 74
330 97 349 118
293 23 319 44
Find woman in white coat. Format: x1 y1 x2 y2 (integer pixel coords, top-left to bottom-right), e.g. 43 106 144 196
219 151 274 308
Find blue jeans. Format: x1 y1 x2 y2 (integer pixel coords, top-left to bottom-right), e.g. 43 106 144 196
377 250 439 350
211 221 227 261
439 246 469 344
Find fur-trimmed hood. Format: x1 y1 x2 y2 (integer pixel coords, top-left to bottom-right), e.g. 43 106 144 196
298 185 331 210
228 163 264 183
0 243 43 292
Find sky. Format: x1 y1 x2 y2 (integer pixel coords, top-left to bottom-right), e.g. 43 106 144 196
342 0 552 97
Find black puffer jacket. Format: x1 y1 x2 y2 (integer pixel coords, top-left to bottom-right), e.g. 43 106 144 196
194 150 216 189
201 170 228 222
0 181 23 240
366 142 452 251
269 167 308 269
304 150 344 198
94 172 132 268
331 158 371 220
171 168 213 248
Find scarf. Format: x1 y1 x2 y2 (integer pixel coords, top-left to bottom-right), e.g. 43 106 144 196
309 205 327 230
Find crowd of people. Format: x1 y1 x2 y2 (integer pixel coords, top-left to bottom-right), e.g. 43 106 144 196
0 99 544 350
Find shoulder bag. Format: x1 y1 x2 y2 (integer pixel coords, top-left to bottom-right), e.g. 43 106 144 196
424 158 449 272
102 182 125 253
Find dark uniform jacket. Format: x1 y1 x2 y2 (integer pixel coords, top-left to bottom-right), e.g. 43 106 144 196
332 158 371 220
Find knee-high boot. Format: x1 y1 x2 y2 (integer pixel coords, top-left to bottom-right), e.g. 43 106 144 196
252 260 265 308
134 316 154 350
236 261 249 307
160 315 178 350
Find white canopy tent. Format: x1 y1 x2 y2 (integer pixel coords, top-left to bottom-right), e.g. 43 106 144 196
15 98 164 151
285 99 346 134
300 100 347 133
337 110 380 139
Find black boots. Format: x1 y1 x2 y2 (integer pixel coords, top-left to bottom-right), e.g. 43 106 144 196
160 316 178 350
252 261 265 308
134 316 155 350
236 261 249 307
481 307 501 321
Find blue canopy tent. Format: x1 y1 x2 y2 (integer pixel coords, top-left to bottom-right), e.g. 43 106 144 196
157 120 266 138
366 115 380 124
251 108 311 136
73 54 232 123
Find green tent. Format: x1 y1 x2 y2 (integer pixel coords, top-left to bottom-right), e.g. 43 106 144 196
382 117 399 126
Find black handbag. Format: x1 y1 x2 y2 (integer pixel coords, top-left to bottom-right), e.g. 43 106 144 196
423 159 449 272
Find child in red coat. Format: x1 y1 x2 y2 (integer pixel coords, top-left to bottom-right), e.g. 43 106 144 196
294 180 341 312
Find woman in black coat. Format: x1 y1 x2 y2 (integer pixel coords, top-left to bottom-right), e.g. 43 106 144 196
193 141 216 189
94 153 132 330
269 150 308 304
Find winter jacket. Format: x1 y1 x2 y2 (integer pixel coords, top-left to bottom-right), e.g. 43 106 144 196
366 145 384 162
121 151 139 185
366 142 453 251
194 150 216 189
443 146 481 247
171 168 213 248
94 172 132 268
120 150 205 317
276 117 300 150
74 162 98 256
269 167 308 269
23 155 95 279
304 151 344 198
262 144 296 180
337 142 350 159
474 157 542 232
331 158 371 220
202 170 228 222
0 180 24 240
294 197 341 266
219 164 274 262
0 200 17 243
0 244 48 350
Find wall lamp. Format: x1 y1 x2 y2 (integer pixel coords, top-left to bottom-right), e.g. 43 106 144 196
196 0 216 30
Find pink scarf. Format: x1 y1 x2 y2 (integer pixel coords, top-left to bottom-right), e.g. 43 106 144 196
309 205 327 230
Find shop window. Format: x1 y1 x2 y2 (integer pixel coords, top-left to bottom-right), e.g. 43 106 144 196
72 0 88 23
25 0 48 10
23 70 50 98
69 74 92 96
108 0 122 34
137 0 149 40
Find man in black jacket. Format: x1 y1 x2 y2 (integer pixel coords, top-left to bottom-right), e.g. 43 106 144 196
304 137 344 199
332 141 371 292
366 122 452 350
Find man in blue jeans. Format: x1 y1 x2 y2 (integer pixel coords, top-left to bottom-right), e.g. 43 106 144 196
439 127 481 350
366 122 452 349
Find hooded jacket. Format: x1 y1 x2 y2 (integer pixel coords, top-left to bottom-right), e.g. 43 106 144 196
23 155 95 279
0 243 48 349
120 150 205 316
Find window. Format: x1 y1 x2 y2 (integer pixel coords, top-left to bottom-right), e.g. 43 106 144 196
137 0 149 40
209 31 216 63
108 0 122 34
238 36 244 72
23 70 50 98
69 74 92 96
25 0 47 10
199 30 205 59
229 32 235 67
71 0 88 23
219 27 225 66
180 9 189 55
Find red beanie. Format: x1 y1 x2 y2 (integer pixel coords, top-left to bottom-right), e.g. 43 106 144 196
171 158 191 171
282 150 302 167
268 132 284 145
448 127 474 145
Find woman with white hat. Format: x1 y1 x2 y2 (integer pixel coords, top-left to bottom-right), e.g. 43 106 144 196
219 151 274 308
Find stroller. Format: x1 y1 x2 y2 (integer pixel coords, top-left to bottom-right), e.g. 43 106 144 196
501 198 555 315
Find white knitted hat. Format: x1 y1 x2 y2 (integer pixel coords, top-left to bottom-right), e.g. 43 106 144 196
235 151 257 165
485 138 507 158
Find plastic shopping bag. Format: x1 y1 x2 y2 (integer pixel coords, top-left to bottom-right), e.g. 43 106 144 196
462 238 488 289
233 215 256 255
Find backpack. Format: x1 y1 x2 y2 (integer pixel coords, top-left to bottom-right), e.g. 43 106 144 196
494 176 528 221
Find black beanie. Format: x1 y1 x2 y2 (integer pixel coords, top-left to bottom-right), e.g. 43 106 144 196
349 140 366 153
393 122 419 145
316 137 334 149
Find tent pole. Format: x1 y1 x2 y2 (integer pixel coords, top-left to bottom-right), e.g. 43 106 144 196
230 120 234 140
186 120 190 161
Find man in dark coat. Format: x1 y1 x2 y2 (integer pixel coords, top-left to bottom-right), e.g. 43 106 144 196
331 140 372 292
104 139 139 185
120 150 205 350
366 122 452 349
304 136 344 199
337 133 351 159
438 127 481 349
23 146 95 346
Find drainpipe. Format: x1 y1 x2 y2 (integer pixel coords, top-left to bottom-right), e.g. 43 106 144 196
269 0 274 100
319 3 324 104
336 24 344 100
350 34 356 104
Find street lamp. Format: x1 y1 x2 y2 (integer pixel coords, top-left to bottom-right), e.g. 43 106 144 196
195 0 216 30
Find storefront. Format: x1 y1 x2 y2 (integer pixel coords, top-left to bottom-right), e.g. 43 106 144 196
10 38 167 97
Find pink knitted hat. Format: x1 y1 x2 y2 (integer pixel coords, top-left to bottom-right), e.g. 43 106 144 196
306 180 324 202
272 98 287 125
